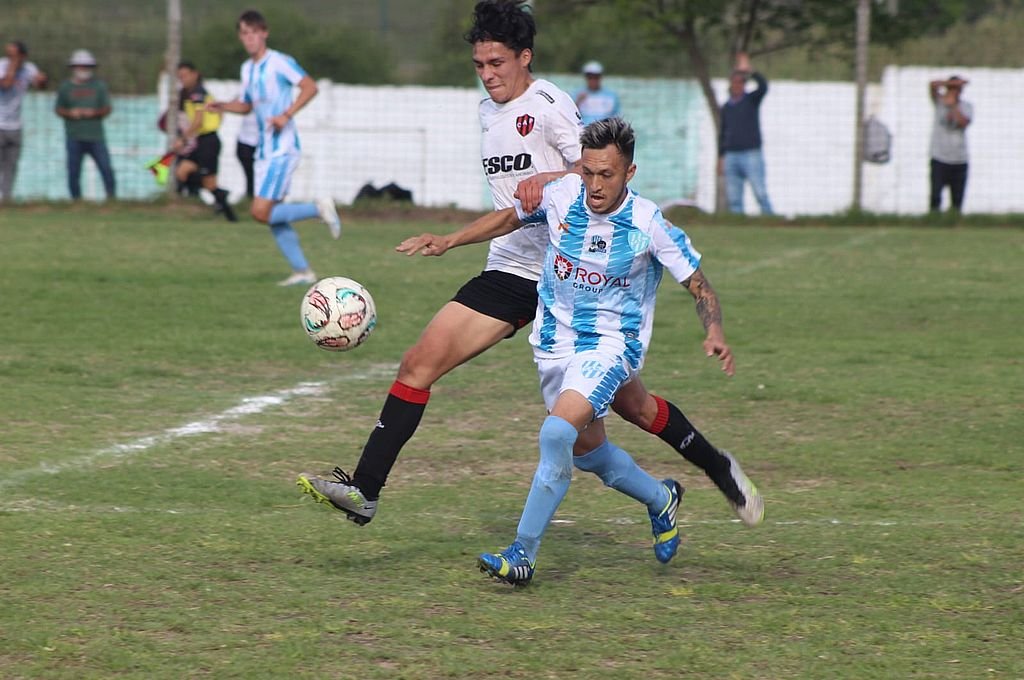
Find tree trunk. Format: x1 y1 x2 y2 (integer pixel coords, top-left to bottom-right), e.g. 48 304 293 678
681 17 726 213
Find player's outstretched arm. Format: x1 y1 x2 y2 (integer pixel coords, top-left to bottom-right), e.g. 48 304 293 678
396 207 523 257
208 100 252 115
682 269 735 376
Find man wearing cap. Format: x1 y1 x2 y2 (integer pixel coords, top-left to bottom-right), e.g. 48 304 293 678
928 75 972 213
0 41 48 202
55 49 116 200
574 61 620 125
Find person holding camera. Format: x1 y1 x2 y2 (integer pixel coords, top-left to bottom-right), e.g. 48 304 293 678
928 75 972 213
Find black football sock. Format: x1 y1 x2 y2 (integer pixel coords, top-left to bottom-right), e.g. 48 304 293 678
648 395 744 506
213 188 237 222
351 380 430 500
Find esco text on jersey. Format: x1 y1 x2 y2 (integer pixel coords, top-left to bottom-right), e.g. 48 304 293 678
482 153 533 175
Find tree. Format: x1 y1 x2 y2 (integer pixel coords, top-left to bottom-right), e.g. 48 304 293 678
587 0 966 138
182 8 395 84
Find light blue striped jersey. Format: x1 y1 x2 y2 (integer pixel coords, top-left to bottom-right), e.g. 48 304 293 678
516 174 702 368
240 49 307 160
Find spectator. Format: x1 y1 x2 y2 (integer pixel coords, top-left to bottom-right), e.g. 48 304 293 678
717 52 773 215
574 60 620 125
0 40 47 202
55 49 115 200
928 75 972 213
235 112 257 198
173 61 236 221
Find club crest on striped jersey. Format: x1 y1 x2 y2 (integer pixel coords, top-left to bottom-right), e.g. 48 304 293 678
516 114 536 137
628 230 651 254
553 253 574 280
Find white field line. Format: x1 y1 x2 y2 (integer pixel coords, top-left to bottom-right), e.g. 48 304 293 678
729 230 889 276
0 363 397 491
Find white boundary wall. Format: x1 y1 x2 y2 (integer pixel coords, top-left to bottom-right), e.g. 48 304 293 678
205 66 1024 215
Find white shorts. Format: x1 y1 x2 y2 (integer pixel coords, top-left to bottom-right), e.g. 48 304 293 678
254 153 300 201
535 350 636 419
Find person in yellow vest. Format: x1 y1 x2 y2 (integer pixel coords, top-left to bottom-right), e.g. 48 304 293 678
174 61 236 221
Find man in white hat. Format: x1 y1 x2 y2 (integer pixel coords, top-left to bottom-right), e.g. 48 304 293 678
55 49 116 199
574 60 620 125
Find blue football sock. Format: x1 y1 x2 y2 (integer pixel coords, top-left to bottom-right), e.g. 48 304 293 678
269 202 319 224
269 223 309 271
515 415 578 562
573 440 669 514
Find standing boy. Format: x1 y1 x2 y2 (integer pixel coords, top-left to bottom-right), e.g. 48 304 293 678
211 10 340 286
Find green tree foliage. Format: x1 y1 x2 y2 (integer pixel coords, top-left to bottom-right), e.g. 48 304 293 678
560 0 974 128
181 8 395 84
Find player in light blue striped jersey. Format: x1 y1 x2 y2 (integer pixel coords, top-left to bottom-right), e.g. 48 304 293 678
210 10 341 287
398 117 753 584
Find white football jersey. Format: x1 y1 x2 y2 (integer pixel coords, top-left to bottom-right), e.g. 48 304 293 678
479 79 583 280
240 49 307 159
516 174 702 368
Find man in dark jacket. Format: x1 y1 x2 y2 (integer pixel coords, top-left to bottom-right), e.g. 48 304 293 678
717 52 773 215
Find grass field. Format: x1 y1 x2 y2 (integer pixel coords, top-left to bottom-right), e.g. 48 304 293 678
1 203 1021 679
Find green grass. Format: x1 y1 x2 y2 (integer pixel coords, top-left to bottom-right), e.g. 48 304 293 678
1 203 1021 679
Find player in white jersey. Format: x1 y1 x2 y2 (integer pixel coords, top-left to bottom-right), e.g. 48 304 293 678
298 0 762 539
209 10 341 287
397 118 733 584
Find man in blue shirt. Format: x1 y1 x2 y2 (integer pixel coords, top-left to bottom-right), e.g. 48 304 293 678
574 61 620 125
717 52 773 215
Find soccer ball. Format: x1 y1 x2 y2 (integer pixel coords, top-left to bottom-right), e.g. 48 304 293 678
300 277 377 351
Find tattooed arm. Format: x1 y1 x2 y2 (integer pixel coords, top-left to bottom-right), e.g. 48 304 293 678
682 269 735 376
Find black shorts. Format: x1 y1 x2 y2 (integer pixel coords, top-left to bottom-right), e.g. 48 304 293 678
451 270 539 337
181 133 221 176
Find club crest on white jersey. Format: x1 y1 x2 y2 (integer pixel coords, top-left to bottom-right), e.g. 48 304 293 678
478 79 584 280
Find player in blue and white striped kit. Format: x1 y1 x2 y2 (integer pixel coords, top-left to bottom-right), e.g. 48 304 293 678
211 10 341 287
398 118 745 585
299 1 761 554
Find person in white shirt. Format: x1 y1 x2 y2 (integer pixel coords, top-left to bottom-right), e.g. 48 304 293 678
0 40 47 202
574 60 620 125
398 118 740 584
298 1 762 545
210 10 340 287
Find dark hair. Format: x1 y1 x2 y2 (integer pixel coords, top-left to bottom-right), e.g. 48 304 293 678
463 0 535 54
12 40 28 56
580 117 636 165
237 9 268 31
177 60 197 72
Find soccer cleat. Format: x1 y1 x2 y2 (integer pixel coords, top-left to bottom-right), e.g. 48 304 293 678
478 541 536 586
722 450 765 526
649 479 684 564
277 269 317 287
296 467 378 525
317 197 342 239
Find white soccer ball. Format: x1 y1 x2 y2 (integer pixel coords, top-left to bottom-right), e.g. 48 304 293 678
300 277 377 351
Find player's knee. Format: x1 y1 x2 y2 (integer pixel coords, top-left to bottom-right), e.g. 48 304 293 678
538 416 577 482
395 343 440 390
611 395 653 429
249 204 270 223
